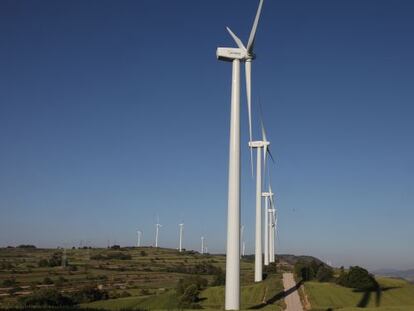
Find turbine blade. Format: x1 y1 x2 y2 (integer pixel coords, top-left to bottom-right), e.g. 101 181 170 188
261 119 267 142
226 27 246 50
247 0 264 54
267 147 275 163
261 112 275 164
263 144 267 185
245 60 254 177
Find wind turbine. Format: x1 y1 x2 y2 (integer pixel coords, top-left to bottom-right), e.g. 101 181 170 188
269 188 276 263
155 222 162 248
262 190 271 266
201 236 205 254
137 230 142 247
217 0 264 308
179 223 184 252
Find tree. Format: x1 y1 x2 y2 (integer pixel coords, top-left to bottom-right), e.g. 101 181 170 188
178 284 201 309
337 266 378 290
315 265 334 282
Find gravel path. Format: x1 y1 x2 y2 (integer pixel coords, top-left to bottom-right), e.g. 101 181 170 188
282 273 304 311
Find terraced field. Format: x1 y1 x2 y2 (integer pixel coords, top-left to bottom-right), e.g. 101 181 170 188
0 247 284 310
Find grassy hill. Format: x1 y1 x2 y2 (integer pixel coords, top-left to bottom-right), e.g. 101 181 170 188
305 277 414 311
0 247 285 310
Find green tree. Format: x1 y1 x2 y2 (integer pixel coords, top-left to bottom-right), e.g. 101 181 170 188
178 284 201 309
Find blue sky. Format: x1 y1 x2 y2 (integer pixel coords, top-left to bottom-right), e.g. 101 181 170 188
1 0 413 270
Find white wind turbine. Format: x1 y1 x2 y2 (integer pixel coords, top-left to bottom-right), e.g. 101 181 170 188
269 187 276 263
137 230 142 247
217 1 264 308
178 223 184 252
250 117 274 277
262 190 271 266
200 236 205 254
155 220 162 248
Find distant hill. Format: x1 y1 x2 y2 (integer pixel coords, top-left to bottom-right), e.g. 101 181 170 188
372 268 414 283
243 253 328 267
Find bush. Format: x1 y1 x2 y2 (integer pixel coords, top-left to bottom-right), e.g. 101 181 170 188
19 288 75 306
42 277 54 285
37 253 62 268
211 269 225 286
337 266 378 290
140 250 147 256
2 278 17 287
294 260 316 281
315 265 334 282
71 284 109 303
91 252 132 260
264 262 278 274
17 245 36 249
178 284 201 309
176 276 208 295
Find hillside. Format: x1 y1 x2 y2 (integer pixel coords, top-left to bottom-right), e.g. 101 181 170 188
304 277 414 311
0 247 285 310
372 269 414 283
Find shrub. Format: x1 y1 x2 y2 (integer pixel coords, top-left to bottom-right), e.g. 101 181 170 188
37 253 62 268
178 284 201 309
2 278 17 287
19 288 75 306
140 250 147 256
315 265 334 282
176 276 208 295
294 260 316 281
42 277 54 285
17 245 36 249
71 284 109 303
211 269 225 286
337 266 378 290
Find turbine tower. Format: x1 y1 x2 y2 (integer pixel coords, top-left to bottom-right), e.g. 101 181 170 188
155 222 162 248
262 191 270 266
216 1 264 308
269 188 276 263
137 230 142 247
201 236 205 254
179 223 184 252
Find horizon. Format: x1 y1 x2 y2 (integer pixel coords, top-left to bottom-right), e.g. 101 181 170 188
1 0 414 272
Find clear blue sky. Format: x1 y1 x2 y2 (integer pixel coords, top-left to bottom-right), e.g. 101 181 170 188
1 0 413 270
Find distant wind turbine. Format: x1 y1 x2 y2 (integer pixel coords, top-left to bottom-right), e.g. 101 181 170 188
155 220 162 248
179 223 184 252
137 230 142 247
217 0 265 307
266 184 276 263
201 236 205 254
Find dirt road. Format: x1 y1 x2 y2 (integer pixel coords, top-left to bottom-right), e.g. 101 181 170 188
282 273 304 311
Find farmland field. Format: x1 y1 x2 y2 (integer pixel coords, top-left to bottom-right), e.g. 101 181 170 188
0 247 284 310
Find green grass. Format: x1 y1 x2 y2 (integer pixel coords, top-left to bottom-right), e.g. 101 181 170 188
83 290 179 310
200 274 284 310
305 277 414 310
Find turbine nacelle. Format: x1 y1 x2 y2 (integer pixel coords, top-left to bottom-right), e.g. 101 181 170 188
216 47 248 62
248 140 270 148
261 191 273 197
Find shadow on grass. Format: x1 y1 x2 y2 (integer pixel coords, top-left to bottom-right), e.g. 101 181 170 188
354 285 400 308
248 280 303 309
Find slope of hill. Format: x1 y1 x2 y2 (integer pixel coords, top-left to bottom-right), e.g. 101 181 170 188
0 247 285 310
304 277 414 310
372 269 414 283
